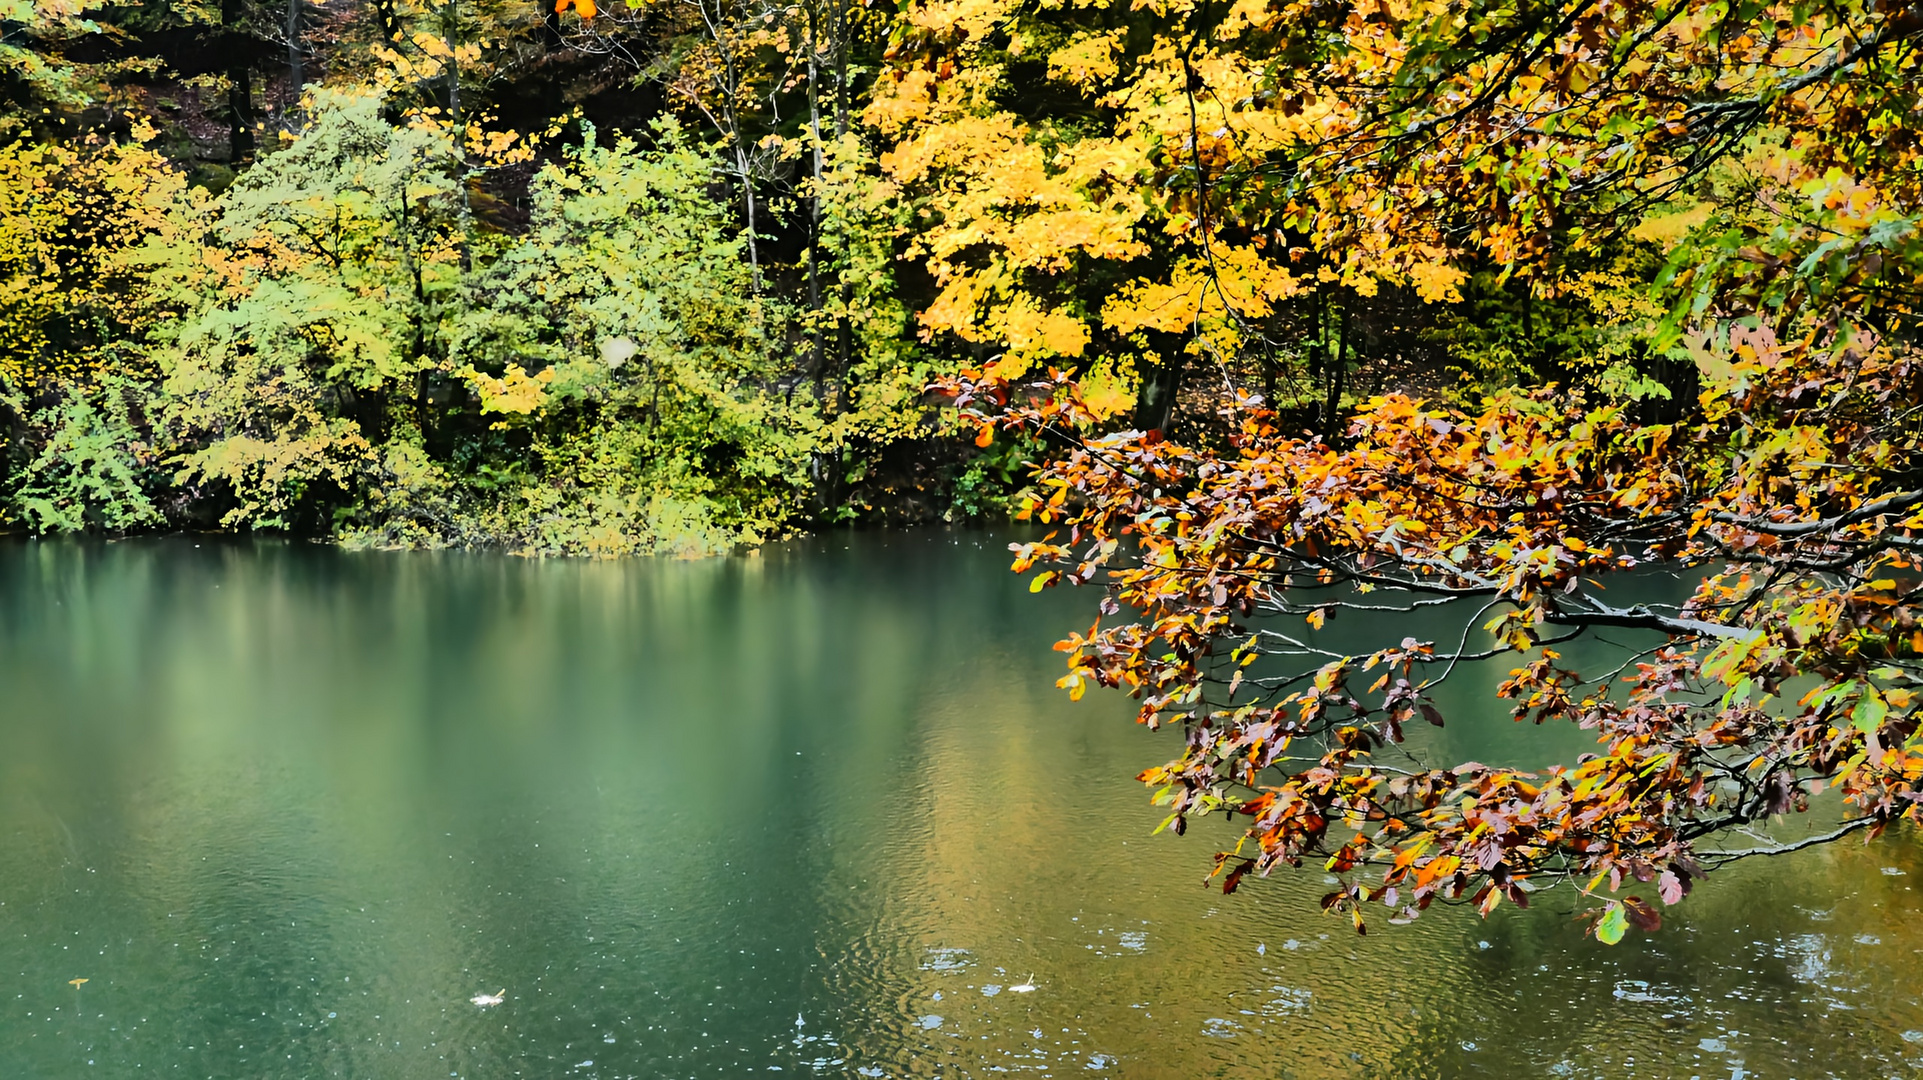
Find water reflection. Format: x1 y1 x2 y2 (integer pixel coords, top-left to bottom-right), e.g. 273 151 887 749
0 534 1918 1079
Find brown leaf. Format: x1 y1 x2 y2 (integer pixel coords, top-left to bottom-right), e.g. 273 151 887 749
1222 858 1255 894
1623 895 1662 932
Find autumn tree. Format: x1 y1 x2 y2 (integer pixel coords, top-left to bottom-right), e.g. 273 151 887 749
953 0 1923 941
0 123 222 524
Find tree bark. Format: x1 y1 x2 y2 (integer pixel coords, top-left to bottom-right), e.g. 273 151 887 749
1322 294 1349 444
222 0 255 161
286 0 303 94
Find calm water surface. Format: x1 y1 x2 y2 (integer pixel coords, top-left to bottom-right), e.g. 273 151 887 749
1 533 1920 1079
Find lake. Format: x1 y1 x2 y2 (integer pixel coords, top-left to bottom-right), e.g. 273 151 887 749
1 533 1919 1079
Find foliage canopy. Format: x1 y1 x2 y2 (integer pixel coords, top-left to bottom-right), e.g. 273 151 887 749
948 0 1923 937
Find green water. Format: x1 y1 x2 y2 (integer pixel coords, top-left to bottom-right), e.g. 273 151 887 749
0 533 1919 1080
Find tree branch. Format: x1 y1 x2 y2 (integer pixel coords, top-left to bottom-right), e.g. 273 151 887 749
1699 816 1880 866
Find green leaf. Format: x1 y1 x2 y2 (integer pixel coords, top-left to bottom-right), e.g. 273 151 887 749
1596 903 1627 945
1852 692 1888 733
1720 675 1752 709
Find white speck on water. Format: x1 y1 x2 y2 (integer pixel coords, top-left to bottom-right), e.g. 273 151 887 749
982 985 1002 996
1256 943 1265 956
1883 867 1906 876
1282 940 1300 951
919 1015 943 1029
1477 941 1492 950
921 948 972 972
1698 1038 1727 1052
1202 1017 1240 1039
1855 934 1881 945
931 991 942 1001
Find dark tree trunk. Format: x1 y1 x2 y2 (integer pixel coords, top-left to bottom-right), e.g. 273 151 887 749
1322 296 1350 444
222 0 255 161
286 0 303 93
1134 332 1186 434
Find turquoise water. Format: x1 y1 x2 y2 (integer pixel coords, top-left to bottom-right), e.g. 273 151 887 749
0 533 1919 1079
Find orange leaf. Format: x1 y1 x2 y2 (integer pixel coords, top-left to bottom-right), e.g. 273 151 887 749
974 423 994 448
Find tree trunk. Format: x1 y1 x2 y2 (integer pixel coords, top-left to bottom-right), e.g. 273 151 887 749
221 0 255 161
733 141 761 282
1322 295 1350 444
1307 280 1324 378
443 0 472 272
832 0 849 137
806 3 825 386
1134 332 1186 434
286 0 303 95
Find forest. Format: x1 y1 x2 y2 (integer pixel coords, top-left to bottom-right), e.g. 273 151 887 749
6 0 1846 556
7 0 1923 943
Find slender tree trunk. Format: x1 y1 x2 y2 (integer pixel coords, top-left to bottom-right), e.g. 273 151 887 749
1322 295 1350 444
695 0 760 285
804 2 836 519
443 0 472 272
832 0 849 137
229 69 255 161
1521 273 1533 373
1307 279 1324 379
223 0 255 163
1134 331 1186 434
732 140 761 283
286 0 302 95
806 3 825 386
829 0 852 380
